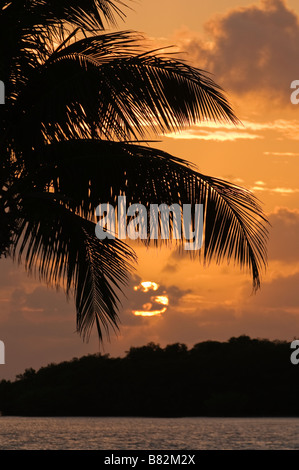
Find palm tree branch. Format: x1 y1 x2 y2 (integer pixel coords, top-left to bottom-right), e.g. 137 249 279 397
1 0 129 34
12 192 136 340
24 140 268 290
10 31 239 148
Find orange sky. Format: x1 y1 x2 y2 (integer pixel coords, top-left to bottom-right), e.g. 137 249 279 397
1 0 299 379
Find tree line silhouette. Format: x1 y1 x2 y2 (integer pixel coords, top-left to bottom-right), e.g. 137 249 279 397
0 335 297 417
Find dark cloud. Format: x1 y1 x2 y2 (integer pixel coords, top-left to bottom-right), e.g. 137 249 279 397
21 286 72 318
166 284 191 305
0 258 28 288
152 307 237 345
0 260 100 380
117 302 299 352
267 207 299 261
161 262 179 273
176 0 299 104
243 271 299 309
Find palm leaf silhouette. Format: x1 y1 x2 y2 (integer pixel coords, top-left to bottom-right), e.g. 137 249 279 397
14 192 136 340
0 0 268 341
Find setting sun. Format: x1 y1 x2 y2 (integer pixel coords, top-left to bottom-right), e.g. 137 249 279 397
133 281 159 293
132 281 169 317
133 307 167 317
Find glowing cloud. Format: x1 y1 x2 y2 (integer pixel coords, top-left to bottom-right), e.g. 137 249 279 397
166 129 262 142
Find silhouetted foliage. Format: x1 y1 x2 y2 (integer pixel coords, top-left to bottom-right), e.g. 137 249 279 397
0 336 297 417
0 1 268 343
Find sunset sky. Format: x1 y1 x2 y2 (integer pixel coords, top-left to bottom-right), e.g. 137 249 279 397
1 0 299 380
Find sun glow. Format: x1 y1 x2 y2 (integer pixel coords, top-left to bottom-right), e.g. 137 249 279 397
153 295 169 306
132 281 169 317
133 281 159 293
133 307 167 317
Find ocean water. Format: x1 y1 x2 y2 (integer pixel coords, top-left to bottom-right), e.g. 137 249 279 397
0 416 298 450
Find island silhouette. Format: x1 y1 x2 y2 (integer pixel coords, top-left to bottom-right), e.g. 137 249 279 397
0 335 297 417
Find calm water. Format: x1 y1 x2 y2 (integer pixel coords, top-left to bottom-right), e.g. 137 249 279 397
0 416 298 450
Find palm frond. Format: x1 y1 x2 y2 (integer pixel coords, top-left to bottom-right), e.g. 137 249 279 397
12 192 136 340
10 31 238 148
51 32 238 130
24 139 268 291
0 0 130 102
0 0 128 34
28 0 129 32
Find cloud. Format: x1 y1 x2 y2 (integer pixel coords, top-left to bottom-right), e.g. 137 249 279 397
264 151 299 156
250 185 299 195
267 207 299 261
164 118 299 141
118 300 299 350
161 262 179 273
243 119 299 138
174 0 299 105
166 129 262 141
246 271 299 310
150 267 299 345
0 264 100 380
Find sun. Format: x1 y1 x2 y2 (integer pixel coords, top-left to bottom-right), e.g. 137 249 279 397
134 281 159 293
132 281 169 317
